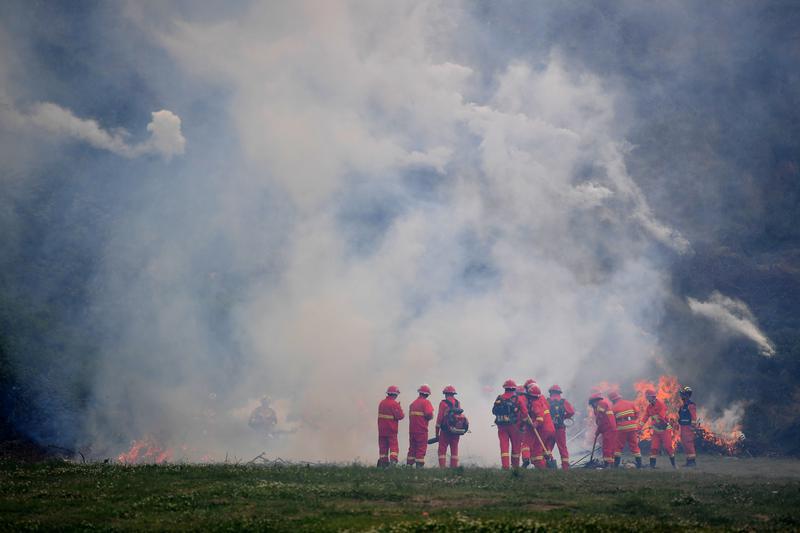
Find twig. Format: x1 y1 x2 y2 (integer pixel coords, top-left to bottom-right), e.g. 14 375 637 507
247 452 266 465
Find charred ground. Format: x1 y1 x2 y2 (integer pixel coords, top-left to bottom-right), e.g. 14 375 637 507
2 456 800 531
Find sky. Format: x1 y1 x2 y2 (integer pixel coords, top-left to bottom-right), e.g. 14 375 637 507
1 1 798 464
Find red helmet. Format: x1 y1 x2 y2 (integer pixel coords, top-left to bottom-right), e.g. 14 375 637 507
417 384 431 395
588 392 603 402
442 385 457 395
645 389 656 398
608 390 621 402
523 378 536 388
526 384 541 397
386 385 400 396
548 384 562 394
503 379 517 390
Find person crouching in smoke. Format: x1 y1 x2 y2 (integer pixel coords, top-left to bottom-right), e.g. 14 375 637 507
588 392 617 469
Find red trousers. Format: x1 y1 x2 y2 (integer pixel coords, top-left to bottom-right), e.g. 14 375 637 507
600 430 616 464
523 428 554 469
497 425 522 469
649 429 674 457
378 433 399 466
615 430 641 457
549 427 570 469
406 433 428 465
438 433 460 467
680 426 696 459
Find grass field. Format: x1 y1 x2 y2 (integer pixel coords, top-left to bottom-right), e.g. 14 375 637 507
2 456 800 531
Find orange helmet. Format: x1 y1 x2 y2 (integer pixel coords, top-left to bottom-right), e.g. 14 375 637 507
526 384 541 397
548 384 562 394
645 389 656 399
503 379 517 390
417 384 432 395
608 390 621 402
386 385 400 396
442 385 457 395
588 392 603 403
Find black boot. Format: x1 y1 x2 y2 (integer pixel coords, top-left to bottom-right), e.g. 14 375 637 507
635 456 643 469
522 458 531 468
687 458 696 467
669 456 676 469
614 456 621 468
649 457 657 469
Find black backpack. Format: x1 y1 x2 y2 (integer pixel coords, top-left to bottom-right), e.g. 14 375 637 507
549 398 566 428
443 398 469 435
492 395 519 425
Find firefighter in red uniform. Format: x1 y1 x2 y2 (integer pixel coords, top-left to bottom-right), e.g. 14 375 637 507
522 384 556 469
547 384 575 470
639 388 676 469
377 385 405 467
436 385 463 468
608 390 642 468
588 392 616 468
678 386 698 467
406 384 434 468
492 379 528 469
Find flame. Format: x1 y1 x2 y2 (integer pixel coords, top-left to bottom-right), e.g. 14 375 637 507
117 435 174 464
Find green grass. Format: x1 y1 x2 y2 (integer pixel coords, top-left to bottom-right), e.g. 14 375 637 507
2 456 800 531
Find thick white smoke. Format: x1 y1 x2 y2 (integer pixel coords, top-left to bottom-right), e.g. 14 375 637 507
71 1 689 465
688 292 775 357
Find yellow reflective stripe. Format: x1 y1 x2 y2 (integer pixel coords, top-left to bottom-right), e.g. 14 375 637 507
438 455 447 459
501 453 510 457
617 423 638 431
378 414 395 419
389 451 398 456
536 417 544 422
597 407 606 413
543 410 550 415
616 409 635 417
410 411 425 416
533 456 544 460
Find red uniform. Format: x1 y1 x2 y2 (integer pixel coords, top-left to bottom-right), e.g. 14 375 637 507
592 399 617 466
547 394 575 469
377 396 404 466
640 399 674 460
493 392 528 469
436 397 461 467
612 398 641 460
406 395 434 466
521 396 556 469
678 399 697 462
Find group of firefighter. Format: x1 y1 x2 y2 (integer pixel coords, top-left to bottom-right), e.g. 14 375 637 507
377 379 698 470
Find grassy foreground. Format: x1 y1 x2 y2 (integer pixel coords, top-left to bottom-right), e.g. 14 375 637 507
2 456 800 531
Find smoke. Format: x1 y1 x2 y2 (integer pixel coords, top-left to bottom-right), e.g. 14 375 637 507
14 103 185 159
688 292 775 357
2 1 793 463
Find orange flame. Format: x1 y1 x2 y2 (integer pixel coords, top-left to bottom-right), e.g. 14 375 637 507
117 435 174 464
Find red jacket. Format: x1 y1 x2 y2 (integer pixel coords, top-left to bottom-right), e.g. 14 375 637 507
612 399 639 432
378 396 405 436
526 396 555 434
640 399 671 432
495 391 528 429
436 397 460 433
593 399 617 433
409 395 434 434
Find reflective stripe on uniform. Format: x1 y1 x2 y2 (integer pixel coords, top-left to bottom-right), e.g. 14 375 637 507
543 410 550 415
378 414 395 419
410 411 425 416
533 456 544 461
616 409 635 417
536 417 544 422
617 423 638 431
501 452 510 457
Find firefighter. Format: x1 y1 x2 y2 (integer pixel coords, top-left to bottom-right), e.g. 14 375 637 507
639 388 676 469
435 385 464 468
377 385 405 467
522 384 556 469
678 386 698 467
547 384 575 470
248 396 278 436
588 392 617 468
406 384 434 468
608 390 642 468
492 379 528 469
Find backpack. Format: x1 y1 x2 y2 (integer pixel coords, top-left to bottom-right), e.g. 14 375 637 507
492 395 519 425
549 398 566 428
443 398 469 435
